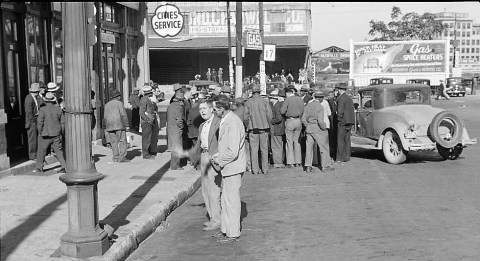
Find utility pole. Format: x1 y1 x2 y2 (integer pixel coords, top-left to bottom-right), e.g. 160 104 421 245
259 2 266 95
227 1 234 87
235 2 243 98
59 2 109 259
453 13 458 68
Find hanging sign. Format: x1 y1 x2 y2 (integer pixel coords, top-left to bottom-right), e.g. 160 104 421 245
151 4 184 37
264 44 276 61
243 30 262 50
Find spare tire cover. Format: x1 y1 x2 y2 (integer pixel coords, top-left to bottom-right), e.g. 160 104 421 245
429 111 463 148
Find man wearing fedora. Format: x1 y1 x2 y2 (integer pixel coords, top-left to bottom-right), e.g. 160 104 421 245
281 86 304 168
103 89 130 163
244 84 272 175
33 92 66 173
128 86 141 132
139 85 159 159
186 88 205 154
270 89 286 168
301 91 335 173
335 83 355 163
167 83 185 170
24 82 45 160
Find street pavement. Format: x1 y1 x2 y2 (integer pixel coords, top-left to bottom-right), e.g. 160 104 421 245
126 93 480 261
0 93 201 261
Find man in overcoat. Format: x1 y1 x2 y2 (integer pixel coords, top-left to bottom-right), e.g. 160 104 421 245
104 89 130 163
24 83 45 160
189 99 222 232
167 83 185 170
335 84 355 163
270 89 286 168
139 85 159 159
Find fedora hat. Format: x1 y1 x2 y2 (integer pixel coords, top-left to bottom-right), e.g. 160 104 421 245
198 90 207 99
29 83 40 92
47 82 59 92
251 84 261 93
173 83 182 92
143 85 153 95
314 90 325 98
300 85 309 91
44 92 56 102
110 89 121 99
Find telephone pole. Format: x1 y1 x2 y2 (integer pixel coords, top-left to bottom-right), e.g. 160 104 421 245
235 1 243 98
227 1 234 87
259 2 266 95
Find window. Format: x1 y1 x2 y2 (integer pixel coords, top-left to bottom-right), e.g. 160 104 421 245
25 14 49 85
99 2 120 23
462 31 465 37
360 91 372 109
270 12 286 33
466 48 470 53
467 32 470 37
461 48 465 53
462 23 466 29
467 23 471 29
461 40 465 45
472 48 475 53
467 40 470 45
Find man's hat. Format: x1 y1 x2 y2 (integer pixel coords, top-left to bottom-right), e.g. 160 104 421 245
47 82 59 92
198 90 207 99
314 91 325 98
44 92 56 102
300 85 309 92
278 89 286 97
110 89 121 99
251 84 261 93
286 85 296 93
29 83 40 92
143 85 153 95
335 82 348 90
173 83 182 92
190 87 198 96
221 85 231 93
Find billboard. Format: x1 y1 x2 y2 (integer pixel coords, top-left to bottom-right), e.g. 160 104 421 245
351 40 448 74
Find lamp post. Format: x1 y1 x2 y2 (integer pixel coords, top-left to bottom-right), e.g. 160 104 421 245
59 2 109 258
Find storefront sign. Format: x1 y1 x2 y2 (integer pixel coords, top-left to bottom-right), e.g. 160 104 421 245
101 32 115 44
352 40 448 74
264 44 276 61
243 30 262 50
151 4 184 37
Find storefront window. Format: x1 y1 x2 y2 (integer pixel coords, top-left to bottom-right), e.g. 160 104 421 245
25 14 49 84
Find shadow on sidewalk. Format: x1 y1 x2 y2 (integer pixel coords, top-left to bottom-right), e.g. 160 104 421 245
99 161 171 234
0 193 67 261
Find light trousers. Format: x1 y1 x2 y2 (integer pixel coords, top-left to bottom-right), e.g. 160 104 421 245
106 129 127 161
305 130 333 169
249 132 269 173
221 173 242 238
285 118 302 164
201 152 221 225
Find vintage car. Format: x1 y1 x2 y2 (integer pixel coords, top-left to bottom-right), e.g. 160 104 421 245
445 77 466 97
352 84 477 164
188 80 220 92
406 79 435 95
266 81 286 94
369 77 393 86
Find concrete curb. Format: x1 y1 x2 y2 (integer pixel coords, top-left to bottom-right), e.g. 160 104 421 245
96 173 202 261
0 154 59 179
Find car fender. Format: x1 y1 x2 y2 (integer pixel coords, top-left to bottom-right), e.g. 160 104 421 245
376 125 411 151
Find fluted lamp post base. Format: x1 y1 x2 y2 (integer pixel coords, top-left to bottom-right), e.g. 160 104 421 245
59 173 109 258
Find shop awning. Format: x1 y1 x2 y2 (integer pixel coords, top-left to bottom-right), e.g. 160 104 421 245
148 35 309 49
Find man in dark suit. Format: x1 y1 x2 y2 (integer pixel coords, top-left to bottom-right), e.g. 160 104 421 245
270 89 286 168
335 84 355 163
167 83 185 170
24 83 45 160
33 92 66 173
139 85 159 159
189 98 222 232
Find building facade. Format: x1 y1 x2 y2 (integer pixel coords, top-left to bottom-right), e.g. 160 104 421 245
146 2 311 84
0 2 149 172
434 11 480 77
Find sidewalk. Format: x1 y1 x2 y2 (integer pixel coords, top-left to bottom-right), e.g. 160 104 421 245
0 122 201 261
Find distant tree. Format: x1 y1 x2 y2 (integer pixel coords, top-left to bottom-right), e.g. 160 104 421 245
368 6 446 41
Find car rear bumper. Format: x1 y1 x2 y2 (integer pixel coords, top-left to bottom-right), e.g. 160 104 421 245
462 138 477 146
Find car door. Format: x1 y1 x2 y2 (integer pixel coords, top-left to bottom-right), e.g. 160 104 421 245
355 91 375 138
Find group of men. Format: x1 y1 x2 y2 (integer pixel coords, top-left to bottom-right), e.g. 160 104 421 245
25 82 67 173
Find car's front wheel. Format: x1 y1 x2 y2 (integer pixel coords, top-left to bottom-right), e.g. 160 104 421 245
437 144 463 160
382 130 407 164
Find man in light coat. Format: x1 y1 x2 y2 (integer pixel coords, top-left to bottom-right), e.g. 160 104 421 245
211 94 246 243
103 89 130 163
189 99 222 231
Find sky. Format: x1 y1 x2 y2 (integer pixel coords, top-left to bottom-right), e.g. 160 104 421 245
311 2 480 52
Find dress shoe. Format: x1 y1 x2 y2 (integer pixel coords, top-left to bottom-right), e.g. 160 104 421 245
118 158 131 163
295 164 302 168
286 164 295 169
211 231 226 238
56 168 66 174
305 166 312 173
262 170 268 175
217 236 239 243
203 223 220 231
32 168 43 173
322 166 335 172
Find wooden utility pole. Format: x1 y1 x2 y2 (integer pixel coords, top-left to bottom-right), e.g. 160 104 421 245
235 2 243 98
59 2 109 259
259 2 266 95
227 1 234 87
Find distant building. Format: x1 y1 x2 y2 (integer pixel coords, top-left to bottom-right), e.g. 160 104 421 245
311 46 349 74
434 11 480 76
146 2 312 84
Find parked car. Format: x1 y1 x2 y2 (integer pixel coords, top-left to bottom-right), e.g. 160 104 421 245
406 79 435 95
188 80 220 92
353 84 476 164
266 81 286 94
445 77 466 97
369 78 393 86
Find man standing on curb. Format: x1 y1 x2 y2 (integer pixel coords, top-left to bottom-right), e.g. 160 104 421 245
189 99 222 232
244 84 272 175
211 95 246 243
103 89 130 163
139 85 159 160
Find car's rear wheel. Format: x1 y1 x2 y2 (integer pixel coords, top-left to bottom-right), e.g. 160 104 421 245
437 144 463 160
382 130 407 164
429 111 463 148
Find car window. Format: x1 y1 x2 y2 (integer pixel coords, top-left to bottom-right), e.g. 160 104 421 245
360 91 373 109
393 90 426 105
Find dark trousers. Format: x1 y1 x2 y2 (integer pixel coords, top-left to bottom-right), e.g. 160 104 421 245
27 121 38 160
336 124 351 162
132 108 140 131
329 122 337 160
141 121 159 157
36 135 66 170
